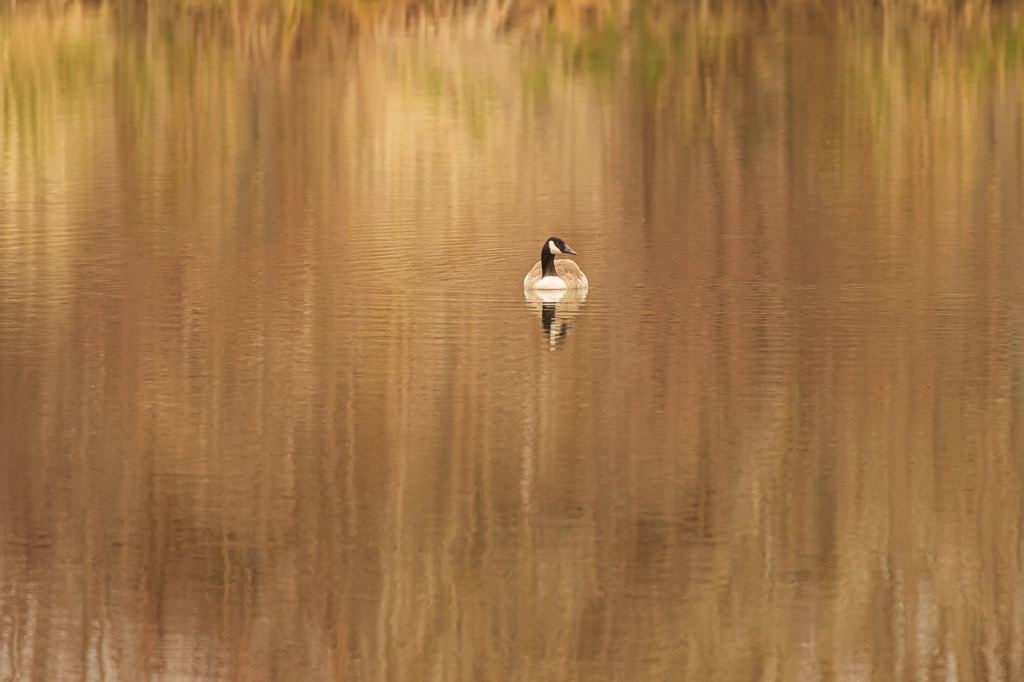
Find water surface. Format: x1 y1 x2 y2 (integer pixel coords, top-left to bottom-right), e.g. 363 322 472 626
2 7 1024 680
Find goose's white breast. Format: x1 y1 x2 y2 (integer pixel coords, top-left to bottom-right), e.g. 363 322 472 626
533 275 568 290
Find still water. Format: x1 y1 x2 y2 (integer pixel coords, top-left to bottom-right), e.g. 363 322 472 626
2 6 1024 680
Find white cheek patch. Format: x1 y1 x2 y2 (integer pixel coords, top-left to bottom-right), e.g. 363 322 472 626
548 240 562 255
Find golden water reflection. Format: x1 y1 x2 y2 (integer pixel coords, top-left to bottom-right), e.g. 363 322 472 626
2 6 1024 681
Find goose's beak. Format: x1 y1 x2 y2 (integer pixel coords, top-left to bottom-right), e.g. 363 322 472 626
563 245 578 256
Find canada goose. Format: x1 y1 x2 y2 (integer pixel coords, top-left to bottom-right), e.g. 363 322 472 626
523 237 589 290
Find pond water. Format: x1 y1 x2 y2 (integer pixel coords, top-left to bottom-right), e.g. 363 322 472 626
2 6 1024 680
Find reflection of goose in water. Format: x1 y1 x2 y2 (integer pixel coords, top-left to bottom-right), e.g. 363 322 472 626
523 237 588 290
525 287 588 348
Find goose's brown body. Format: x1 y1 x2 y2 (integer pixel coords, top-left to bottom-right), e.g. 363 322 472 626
523 259 589 290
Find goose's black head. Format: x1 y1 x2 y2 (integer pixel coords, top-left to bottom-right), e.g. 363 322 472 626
540 237 578 278
542 237 577 258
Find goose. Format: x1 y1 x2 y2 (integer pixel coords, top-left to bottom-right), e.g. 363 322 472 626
523 237 589 290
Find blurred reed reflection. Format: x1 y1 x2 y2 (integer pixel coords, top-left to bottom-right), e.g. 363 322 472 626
2 3 1024 681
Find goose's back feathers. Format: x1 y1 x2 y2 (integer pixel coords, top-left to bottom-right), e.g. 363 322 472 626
523 259 589 290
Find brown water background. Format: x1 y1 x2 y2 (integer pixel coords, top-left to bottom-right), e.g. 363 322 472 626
3 4 1024 680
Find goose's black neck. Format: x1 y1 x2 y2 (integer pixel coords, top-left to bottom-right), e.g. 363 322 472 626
540 248 558 278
